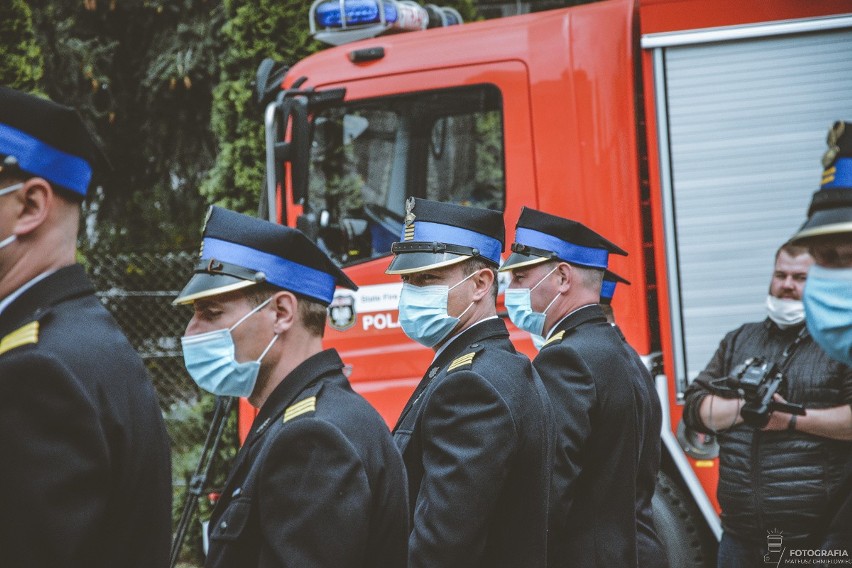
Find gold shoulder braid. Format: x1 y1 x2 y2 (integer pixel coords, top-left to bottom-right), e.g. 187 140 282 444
0 321 39 356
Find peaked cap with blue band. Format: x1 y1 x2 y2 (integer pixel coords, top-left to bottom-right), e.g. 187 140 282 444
791 120 852 245
600 269 630 305
385 197 505 275
500 207 627 272
0 86 107 199
175 206 357 305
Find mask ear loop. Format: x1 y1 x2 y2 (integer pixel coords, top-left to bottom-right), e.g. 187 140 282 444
229 295 274 332
530 265 559 292
0 183 23 197
0 183 24 249
255 333 279 363
448 268 482 319
448 269 478 291
531 265 561 315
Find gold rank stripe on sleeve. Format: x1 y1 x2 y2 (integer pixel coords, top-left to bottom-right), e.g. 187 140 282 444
0 321 39 356
542 330 565 348
447 352 477 372
283 396 317 423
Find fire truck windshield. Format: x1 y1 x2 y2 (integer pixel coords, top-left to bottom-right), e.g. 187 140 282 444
305 83 505 267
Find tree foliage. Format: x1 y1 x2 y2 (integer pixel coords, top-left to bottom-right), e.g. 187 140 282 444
26 0 224 251
0 0 45 91
202 0 322 214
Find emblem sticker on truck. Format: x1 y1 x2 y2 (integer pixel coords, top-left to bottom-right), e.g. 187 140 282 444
328 283 403 332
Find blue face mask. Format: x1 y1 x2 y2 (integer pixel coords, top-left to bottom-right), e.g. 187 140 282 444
803 264 852 366
398 271 476 348
181 297 279 397
504 266 560 337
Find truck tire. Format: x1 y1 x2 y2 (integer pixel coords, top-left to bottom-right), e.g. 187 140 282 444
653 471 716 568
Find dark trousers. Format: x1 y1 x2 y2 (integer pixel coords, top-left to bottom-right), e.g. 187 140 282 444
717 533 765 568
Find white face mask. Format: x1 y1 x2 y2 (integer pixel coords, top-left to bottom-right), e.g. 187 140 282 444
766 294 805 329
0 183 23 250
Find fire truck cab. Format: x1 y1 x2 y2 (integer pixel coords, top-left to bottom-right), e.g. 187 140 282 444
254 1 852 564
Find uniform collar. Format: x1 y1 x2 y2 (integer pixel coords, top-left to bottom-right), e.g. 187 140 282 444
393 317 510 433
0 264 93 336
244 348 345 446
550 303 607 337
431 316 509 372
432 315 498 363
0 270 55 316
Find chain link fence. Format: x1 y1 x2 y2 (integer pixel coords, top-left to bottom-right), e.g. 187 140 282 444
83 248 237 567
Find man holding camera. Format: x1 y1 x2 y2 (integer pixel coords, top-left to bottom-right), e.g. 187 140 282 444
683 242 852 566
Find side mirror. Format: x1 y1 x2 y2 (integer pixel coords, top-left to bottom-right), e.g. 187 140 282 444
255 58 290 108
264 96 310 221
296 212 319 242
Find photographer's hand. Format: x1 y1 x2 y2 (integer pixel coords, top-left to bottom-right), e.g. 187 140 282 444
761 394 794 431
699 394 744 432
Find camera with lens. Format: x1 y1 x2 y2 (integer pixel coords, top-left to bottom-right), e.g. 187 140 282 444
725 357 805 427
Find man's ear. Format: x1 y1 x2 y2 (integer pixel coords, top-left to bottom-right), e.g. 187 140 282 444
13 178 53 236
555 262 573 293
471 267 495 302
270 291 298 334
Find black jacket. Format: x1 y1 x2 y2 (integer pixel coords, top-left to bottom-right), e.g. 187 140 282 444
0 264 172 568
393 317 553 568
535 305 665 568
206 349 409 568
683 319 852 543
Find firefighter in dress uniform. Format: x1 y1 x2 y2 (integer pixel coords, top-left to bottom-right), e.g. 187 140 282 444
0 87 172 567
385 197 554 568
790 120 852 553
501 207 666 568
599 269 629 326
176 206 408 568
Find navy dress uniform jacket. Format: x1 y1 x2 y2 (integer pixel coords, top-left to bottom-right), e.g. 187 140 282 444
205 349 409 568
393 317 553 568
536 304 664 568
0 264 172 568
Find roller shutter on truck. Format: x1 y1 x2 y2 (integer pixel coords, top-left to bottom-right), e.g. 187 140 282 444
645 19 852 395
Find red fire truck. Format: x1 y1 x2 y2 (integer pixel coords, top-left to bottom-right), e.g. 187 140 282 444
250 0 852 564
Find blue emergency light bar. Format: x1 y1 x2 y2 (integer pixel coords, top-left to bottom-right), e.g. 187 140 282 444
314 0 399 28
309 0 461 46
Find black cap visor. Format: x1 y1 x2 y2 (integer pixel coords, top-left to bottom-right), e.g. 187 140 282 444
499 242 560 272
174 259 269 305
174 273 258 305
386 240 499 275
499 251 551 272
790 206 852 245
386 251 473 275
